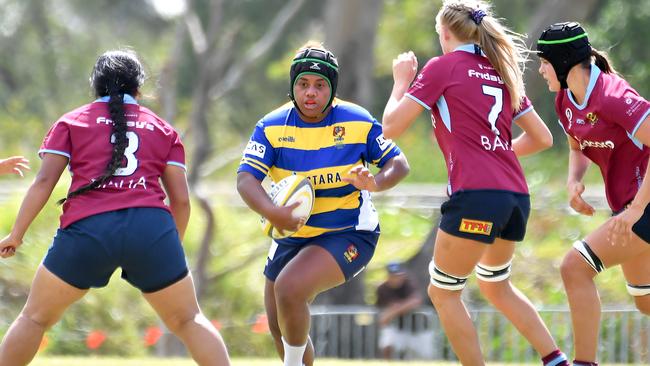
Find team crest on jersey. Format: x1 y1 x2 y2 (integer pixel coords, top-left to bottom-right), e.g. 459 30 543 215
586 112 599 125
333 125 346 148
343 244 359 263
459 218 493 236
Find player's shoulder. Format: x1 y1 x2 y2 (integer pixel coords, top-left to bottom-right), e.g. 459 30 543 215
258 102 294 128
331 98 375 123
599 71 635 100
58 103 94 123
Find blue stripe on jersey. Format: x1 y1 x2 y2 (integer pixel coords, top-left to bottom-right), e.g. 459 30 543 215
275 145 366 171
307 208 360 228
513 105 533 121
167 161 187 171
39 149 71 159
95 94 139 105
405 93 431 110
567 65 600 110
315 184 358 198
557 119 567 134
437 95 452 132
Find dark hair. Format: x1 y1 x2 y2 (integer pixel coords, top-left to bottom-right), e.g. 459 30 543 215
581 47 617 74
58 50 145 205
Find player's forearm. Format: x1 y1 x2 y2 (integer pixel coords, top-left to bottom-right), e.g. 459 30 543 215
512 132 553 157
237 172 277 219
567 148 591 185
382 86 410 139
10 178 57 240
169 199 190 240
374 153 410 192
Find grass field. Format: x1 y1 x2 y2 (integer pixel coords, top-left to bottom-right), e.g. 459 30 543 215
29 357 636 366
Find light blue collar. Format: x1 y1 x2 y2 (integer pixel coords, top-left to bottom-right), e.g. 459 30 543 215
454 44 485 56
567 64 601 110
95 94 138 104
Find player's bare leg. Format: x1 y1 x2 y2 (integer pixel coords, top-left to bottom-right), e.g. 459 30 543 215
428 229 486 365
562 218 650 362
478 238 558 357
144 274 230 366
272 245 345 366
0 265 87 365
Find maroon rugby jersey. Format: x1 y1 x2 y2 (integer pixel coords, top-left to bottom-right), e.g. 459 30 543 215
556 65 650 212
39 96 186 228
406 44 531 195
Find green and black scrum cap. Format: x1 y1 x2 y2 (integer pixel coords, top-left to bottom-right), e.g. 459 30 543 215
537 22 591 89
289 47 339 113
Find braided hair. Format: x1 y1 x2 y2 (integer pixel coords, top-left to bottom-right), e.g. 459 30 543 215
58 50 145 205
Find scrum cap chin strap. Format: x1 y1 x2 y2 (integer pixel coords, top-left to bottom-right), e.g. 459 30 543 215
537 22 591 89
289 48 339 114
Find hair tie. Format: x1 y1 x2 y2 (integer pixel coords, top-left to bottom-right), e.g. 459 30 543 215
470 9 486 25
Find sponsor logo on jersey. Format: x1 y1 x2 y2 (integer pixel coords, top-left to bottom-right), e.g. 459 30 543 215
375 134 392 151
244 140 266 159
96 117 155 131
278 136 295 143
343 244 359 263
459 218 493 236
576 119 585 125
586 112 598 125
579 139 614 150
467 69 504 84
565 108 573 123
306 172 342 186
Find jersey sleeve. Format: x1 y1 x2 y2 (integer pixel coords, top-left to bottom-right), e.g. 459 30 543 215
601 86 650 137
166 130 186 171
237 120 275 180
39 120 71 159
405 56 450 110
512 96 534 121
365 119 401 168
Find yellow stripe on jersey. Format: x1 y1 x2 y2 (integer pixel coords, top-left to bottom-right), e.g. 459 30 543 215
312 191 361 215
292 224 354 238
241 157 269 175
269 161 362 190
265 122 372 150
372 143 398 164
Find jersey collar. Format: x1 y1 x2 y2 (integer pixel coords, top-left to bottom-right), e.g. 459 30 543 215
453 44 486 56
566 64 601 110
94 94 138 105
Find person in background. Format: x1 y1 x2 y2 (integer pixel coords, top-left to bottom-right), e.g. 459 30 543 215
537 22 650 366
381 1 569 365
0 49 230 366
376 261 423 359
0 156 30 177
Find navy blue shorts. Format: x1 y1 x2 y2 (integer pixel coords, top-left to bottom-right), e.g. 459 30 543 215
264 230 379 282
43 207 188 293
439 190 530 244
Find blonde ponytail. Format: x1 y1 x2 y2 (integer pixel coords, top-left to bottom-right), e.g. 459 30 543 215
437 0 528 110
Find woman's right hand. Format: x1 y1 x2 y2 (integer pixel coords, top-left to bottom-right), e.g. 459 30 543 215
568 181 595 216
392 51 418 86
0 234 22 258
266 201 306 236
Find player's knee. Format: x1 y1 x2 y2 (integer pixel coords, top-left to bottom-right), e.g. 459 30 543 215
161 310 200 334
273 277 306 307
561 240 603 281
476 261 512 298
427 260 467 305
18 310 58 331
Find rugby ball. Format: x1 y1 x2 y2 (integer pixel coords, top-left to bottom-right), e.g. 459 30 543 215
260 174 315 239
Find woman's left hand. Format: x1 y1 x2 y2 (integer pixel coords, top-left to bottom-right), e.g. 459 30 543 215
608 205 644 246
343 165 378 192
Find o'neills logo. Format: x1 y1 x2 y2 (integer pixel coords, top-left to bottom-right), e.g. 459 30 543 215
459 218 493 236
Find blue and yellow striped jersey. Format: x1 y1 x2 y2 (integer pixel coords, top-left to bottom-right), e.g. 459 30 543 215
238 99 401 245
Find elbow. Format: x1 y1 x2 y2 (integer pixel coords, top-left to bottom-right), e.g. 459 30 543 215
540 132 554 151
170 196 191 211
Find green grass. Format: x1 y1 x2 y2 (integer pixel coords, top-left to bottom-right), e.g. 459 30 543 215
30 357 637 366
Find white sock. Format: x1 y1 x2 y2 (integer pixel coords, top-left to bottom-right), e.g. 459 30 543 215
282 336 307 366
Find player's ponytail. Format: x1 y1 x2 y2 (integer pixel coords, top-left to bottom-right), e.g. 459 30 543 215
58 50 144 205
587 47 617 75
437 0 527 110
